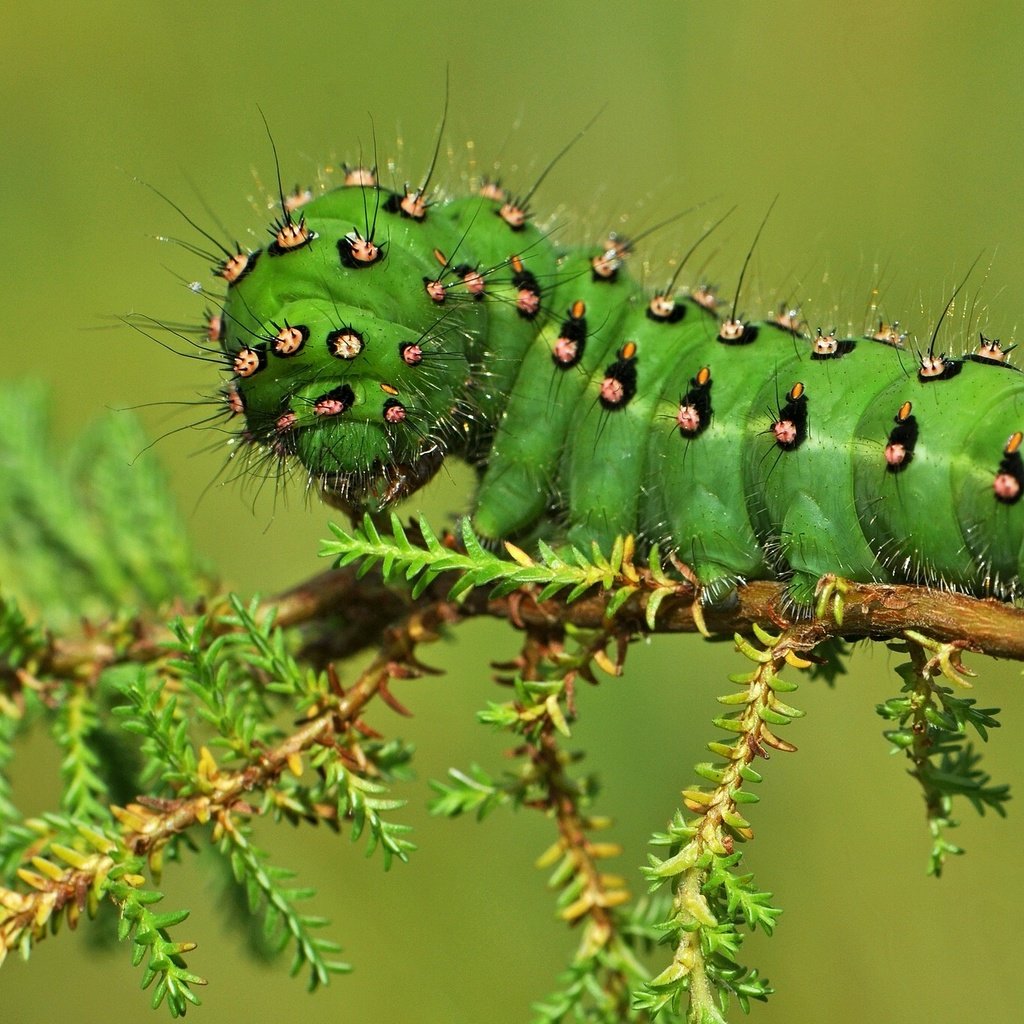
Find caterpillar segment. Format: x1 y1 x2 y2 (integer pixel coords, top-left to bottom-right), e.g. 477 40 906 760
214 173 1024 604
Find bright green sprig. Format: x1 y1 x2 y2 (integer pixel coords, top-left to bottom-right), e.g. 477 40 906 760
54 682 112 823
218 821 351 989
169 595 418 870
219 595 343 718
637 625 803 1021
529 887 685 1024
0 386 208 626
531 933 665 1024
322 514 681 623
479 675 575 739
0 590 45 678
220 596 303 689
113 668 199 795
0 819 203 1017
112 599 296 795
310 748 416 870
437 645 655 1024
878 635 1008 875
165 612 277 764
268 736 416 839
428 763 514 821
104 855 205 1017
0 592 43 828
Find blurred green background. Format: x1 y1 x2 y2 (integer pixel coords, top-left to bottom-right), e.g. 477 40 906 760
3 1 1024 1021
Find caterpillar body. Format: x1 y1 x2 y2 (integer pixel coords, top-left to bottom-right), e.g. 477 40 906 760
206 165 1024 605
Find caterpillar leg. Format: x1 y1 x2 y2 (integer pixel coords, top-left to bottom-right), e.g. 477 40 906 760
321 448 446 518
689 563 744 611
813 574 851 623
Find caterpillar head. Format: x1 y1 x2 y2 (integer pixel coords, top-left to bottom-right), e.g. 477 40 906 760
217 183 483 512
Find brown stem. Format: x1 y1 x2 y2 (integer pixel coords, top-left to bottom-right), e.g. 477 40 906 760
31 566 1024 695
270 567 1024 661
465 579 1024 661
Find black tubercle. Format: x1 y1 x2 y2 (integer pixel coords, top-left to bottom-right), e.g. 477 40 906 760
885 407 919 473
496 201 529 232
598 347 638 411
267 217 314 256
382 397 407 423
809 331 857 360
220 250 259 286
677 369 713 438
551 305 588 369
326 327 364 360
337 231 384 269
399 341 423 366
717 322 759 347
271 323 310 357
453 264 485 301
338 237 360 268
996 445 1024 505
232 343 268 378
591 264 620 284
811 342 856 360
917 357 962 383
772 384 808 451
383 190 429 220
313 384 356 416
511 260 542 321
512 264 540 291
646 301 687 324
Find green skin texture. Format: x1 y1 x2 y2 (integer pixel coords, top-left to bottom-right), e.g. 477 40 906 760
220 183 1024 603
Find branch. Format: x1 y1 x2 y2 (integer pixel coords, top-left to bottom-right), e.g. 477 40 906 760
464 578 1024 661
272 564 1024 663
0 602 452 967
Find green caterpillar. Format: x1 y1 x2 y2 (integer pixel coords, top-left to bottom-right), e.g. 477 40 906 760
198 150 1024 605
